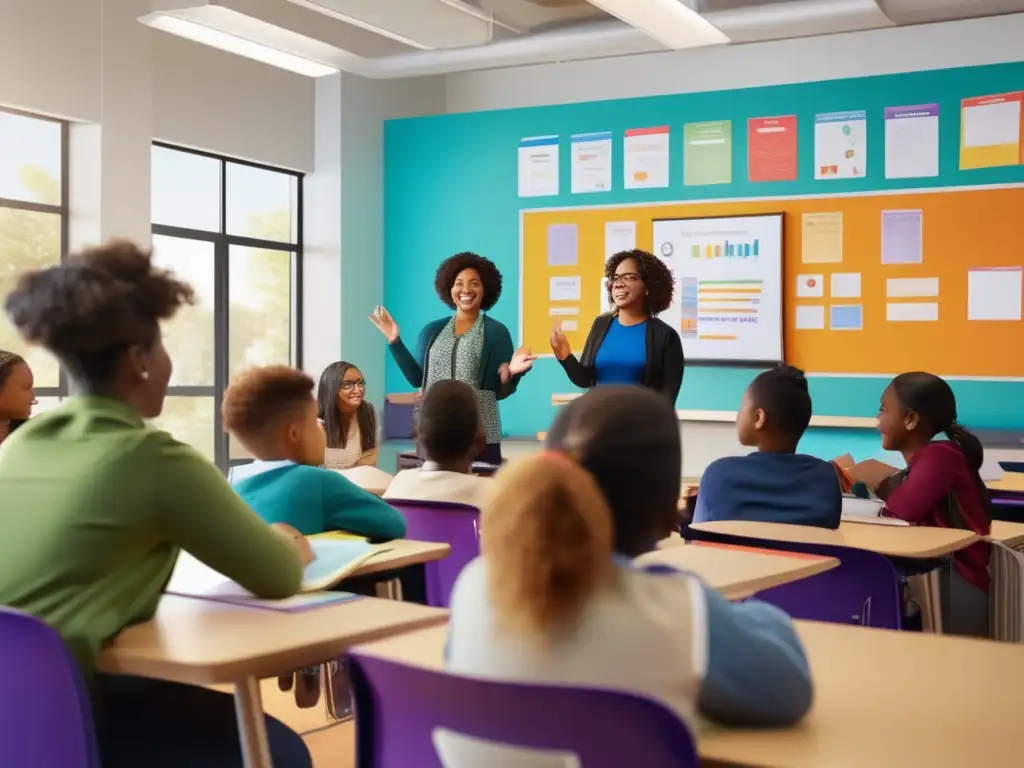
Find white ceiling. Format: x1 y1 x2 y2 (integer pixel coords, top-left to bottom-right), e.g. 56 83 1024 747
141 0 1024 76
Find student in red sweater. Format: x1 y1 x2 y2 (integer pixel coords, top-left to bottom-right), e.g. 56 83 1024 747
875 372 991 637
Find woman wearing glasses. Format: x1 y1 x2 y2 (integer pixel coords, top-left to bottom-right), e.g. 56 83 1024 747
318 361 379 469
550 249 684 402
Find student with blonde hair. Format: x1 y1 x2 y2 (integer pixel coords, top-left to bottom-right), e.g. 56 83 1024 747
442 387 813 766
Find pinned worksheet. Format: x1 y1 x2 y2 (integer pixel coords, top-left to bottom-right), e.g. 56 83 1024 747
881 210 923 265
959 92 1023 170
624 126 670 189
684 120 732 186
814 110 867 179
830 273 862 299
518 135 559 197
604 221 637 259
570 131 612 194
968 267 1022 321
795 305 825 330
547 224 578 267
796 274 824 298
549 276 581 302
801 212 843 263
884 104 939 179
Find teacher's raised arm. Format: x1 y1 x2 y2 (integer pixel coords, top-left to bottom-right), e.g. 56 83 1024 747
551 249 683 403
370 252 534 465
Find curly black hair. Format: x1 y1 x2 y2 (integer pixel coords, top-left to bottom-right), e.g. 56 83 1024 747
604 249 674 316
434 252 503 311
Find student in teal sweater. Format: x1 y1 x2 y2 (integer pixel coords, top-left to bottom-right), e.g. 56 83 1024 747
223 365 407 541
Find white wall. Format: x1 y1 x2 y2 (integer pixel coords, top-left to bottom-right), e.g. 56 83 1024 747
445 14 1024 112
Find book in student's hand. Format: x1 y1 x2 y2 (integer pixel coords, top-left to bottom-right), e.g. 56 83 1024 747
166 539 393 600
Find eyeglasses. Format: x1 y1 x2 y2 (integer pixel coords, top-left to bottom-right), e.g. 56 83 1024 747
611 272 642 286
340 379 366 391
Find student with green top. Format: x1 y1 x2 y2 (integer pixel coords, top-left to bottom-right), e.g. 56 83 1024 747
0 240 313 767
223 364 407 540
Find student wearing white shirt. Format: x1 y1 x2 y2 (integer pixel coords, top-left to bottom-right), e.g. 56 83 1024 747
442 387 813 767
384 379 489 508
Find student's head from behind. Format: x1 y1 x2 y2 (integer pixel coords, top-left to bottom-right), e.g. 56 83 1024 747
416 379 484 470
434 251 503 315
2 240 193 419
0 351 36 421
317 361 376 451
223 366 325 465
482 386 681 639
878 372 984 469
737 365 812 453
604 249 674 317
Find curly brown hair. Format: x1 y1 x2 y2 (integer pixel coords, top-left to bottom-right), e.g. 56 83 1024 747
223 365 315 439
3 239 194 387
434 252 503 311
604 248 674 316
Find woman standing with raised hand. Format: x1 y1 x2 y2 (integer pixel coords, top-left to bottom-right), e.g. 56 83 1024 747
551 248 684 403
370 251 535 464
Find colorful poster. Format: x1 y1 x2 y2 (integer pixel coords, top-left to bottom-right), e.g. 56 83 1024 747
959 92 1023 170
624 126 670 189
570 131 612 194
518 135 559 197
801 212 844 264
684 120 732 186
814 110 867 179
885 104 939 179
881 210 923 265
748 115 797 182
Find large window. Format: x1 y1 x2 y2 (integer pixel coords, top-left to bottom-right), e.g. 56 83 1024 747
0 108 67 411
151 143 303 470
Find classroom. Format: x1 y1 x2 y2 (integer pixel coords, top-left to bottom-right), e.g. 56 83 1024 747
2 1 1024 766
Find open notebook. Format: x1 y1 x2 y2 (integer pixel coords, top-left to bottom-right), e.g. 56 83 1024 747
840 495 908 526
165 539 393 610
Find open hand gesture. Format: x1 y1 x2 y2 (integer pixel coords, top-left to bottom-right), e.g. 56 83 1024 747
549 320 571 361
499 346 536 383
368 305 399 343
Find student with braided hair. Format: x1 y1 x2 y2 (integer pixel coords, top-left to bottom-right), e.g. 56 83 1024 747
0 350 34 447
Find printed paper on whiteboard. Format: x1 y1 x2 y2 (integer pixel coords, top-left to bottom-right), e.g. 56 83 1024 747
549 276 581 302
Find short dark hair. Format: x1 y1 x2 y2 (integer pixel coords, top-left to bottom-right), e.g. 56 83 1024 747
223 365 314 439
748 365 812 443
317 361 377 452
434 252 503 311
417 380 480 463
3 239 194 388
545 386 681 557
604 249 674 316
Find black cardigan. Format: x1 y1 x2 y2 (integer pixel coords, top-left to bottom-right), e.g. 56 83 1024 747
557 314 684 402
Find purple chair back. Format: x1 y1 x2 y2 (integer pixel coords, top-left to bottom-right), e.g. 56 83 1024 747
387 500 480 608
687 530 901 628
348 651 698 768
0 607 100 767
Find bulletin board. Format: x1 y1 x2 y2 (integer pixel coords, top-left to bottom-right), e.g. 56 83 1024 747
521 184 1024 377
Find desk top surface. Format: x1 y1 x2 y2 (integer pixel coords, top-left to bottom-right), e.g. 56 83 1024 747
354 620 1023 767
98 595 448 685
692 520 978 558
355 539 451 576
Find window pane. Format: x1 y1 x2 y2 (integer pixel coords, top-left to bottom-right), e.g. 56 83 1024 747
31 396 63 417
229 245 293 379
152 235 215 386
0 112 62 205
151 146 221 232
150 396 216 462
226 163 297 243
0 208 61 386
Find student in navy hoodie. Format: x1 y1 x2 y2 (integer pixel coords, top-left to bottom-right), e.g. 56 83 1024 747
694 365 841 529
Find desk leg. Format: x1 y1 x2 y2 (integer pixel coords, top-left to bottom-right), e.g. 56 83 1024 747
234 676 273 768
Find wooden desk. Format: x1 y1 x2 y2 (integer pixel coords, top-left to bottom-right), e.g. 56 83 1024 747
354 539 451 577
99 595 447 768
989 471 1024 493
638 541 839 601
990 520 1024 548
354 620 1023 768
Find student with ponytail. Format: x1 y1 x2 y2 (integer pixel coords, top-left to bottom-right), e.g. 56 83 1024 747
875 372 992 637
442 387 813 766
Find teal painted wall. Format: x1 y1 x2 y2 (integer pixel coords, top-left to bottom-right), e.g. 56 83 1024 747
384 62 1024 460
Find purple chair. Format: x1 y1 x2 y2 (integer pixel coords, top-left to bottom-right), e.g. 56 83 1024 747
687 530 902 629
387 500 480 608
347 651 698 768
0 607 100 767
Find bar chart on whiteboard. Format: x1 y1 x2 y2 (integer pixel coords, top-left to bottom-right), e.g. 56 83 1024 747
654 214 784 364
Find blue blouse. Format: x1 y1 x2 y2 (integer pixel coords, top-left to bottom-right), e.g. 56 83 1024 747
594 318 647 386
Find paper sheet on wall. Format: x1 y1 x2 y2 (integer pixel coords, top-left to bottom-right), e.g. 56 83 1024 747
968 268 1023 321
830 272 862 299
604 221 637 259
684 121 732 186
795 305 825 330
887 302 938 322
518 136 559 197
881 210 923 265
814 111 867 179
830 304 863 331
624 126 670 189
570 131 612 194
884 104 939 179
960 93 1023 170
796 274 824 298
546 224 578 266
801 212 843 263
549 276 581 302
886 277 938 298
748 115 797 182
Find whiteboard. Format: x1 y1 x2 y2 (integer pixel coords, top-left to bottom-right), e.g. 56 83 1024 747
653 213 784 365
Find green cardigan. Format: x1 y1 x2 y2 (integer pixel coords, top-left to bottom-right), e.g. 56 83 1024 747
389 314 524 400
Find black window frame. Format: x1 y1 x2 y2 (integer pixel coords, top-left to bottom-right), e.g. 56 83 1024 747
150 141 304 472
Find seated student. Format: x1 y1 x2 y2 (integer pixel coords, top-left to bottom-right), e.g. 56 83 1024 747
694 365 841 529
224 365 407 541
442 387 812 766
875 372 992 637
383 379 490 508
318 360 379 470
0 350 36 447
0 240 312 768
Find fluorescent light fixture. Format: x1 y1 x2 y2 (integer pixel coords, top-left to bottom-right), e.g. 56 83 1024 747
588 0 729 49
143 13 339 77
